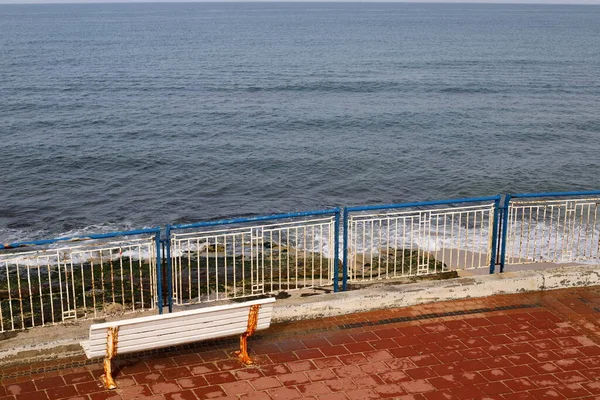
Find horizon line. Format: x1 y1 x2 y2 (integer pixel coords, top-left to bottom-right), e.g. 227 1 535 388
2 0 600 4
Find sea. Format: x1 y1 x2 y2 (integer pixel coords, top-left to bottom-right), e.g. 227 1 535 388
1 2 599 243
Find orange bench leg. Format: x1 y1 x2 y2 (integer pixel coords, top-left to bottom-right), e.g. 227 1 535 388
235 304 261 365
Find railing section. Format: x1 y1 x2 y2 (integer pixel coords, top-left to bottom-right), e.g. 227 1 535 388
0 229 160 332
168 209 340 306
344 197 500 284
503 191 600 265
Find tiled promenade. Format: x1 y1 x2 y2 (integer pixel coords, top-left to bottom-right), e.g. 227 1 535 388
4 286 600 400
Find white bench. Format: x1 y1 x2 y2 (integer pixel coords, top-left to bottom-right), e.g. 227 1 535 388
81 297 276 389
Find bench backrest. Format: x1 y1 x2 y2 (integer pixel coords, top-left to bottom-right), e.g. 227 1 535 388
81 297 275 359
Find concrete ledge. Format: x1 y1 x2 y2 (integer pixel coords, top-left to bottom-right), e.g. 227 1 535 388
272 264 600 322
1 264 599 367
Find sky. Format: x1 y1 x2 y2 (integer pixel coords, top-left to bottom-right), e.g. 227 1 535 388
2 0 600 4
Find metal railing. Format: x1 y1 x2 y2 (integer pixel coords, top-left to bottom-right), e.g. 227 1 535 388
167 208 340 309
500 191 600 269
343 196 501 287
0 229 160 332
2 190 600 332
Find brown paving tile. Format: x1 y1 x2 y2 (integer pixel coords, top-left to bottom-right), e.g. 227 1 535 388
193 385 228 399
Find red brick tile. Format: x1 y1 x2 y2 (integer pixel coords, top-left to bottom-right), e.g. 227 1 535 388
506 342 536 354
345 388 379 400
256 364 288 377
267 386 301 399
75 381 105 395
294 348 324 361
177 375 209 389
193 385 228 399
369 339 398 351
401 380 435 394
479 368 510 382
582 381 600 394
385 358 417 370
344 342 374 353
455 359 488 372
477 381 512 395
427 375 460 390
318 394 348 400
410 355 440 367
363 350 393 362
320 346 349 357
118 384 153 398
532 351 562 362
286 360 317 372
238 391 272 400
353 375 383 388
87 391 120 400
268 352 299 364
161 366 193 380
554 371 587 384
453 371 487 385
172 354 203 367
555 348 582 359
553 337 582 348
163 390 198 400
359 361 389 375
132 371 165 384
215 360 242 371
448 384 487 399
373 383 406 398
235 368 264 380
527 388 566 399
503 392 538 400
412 343 443 355
390 347 420 358
222 381 254 395
406 367 437 380
464 327 489 337
350 332 379 342
325 334 356 346
528 374 563 387
33 376 65 390
251 377 282 390
332 365 364 379
323 377 357 392
296 382 330 396
45 384 78 399
15 392 49 400
379 370 410 384
506 354 537 365
278 372 310 386
62 372 94 385
306 369 337 382
205 371 237 385
554 383 591 398
555 359 586 371
190 363 219 375
505 365 537 377
504 378 536 392
302 338 331 349
312 357 342 369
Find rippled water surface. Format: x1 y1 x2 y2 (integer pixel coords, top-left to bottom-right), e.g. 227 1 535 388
1 2 599 241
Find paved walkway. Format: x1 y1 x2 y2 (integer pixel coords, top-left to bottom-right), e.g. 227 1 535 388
3 286 600 400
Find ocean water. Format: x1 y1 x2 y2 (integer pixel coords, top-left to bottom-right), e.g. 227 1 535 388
1 2 599 243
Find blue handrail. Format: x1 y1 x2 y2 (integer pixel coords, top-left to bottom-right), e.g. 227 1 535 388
346 196 501 213
169 208 340 231
511 190 600 199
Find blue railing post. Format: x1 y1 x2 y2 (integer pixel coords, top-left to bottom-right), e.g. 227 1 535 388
333 209 340 293
155 230 163 314
489 196 501 274
166 225 173 313
499 194 512 273
342 208 349 291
